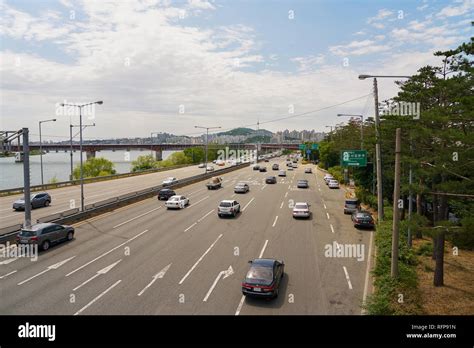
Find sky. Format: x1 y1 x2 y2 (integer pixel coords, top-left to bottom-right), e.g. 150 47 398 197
0 0 472 141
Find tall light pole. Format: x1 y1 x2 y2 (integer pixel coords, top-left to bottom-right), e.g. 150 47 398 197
61 101 103 211
39 118 56 187
358 74 410 222
337 113 364 149
70 123 95 180
194 125 221 173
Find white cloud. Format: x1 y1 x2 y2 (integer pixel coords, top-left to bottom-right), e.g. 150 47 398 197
329 40 390 56
367 9 393 24
437 0 473 18
291 55 325 72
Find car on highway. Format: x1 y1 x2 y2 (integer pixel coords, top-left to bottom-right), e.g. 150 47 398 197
198 163 205 168
278 170 286 177
286 162 292 167
206 165 215 171
253 165 260 171
292 163 298 168
265 176 277 184
217 200 241 218
264 159 269 162
323 174 334 184
344 198 360 214
16 222 74 251
305 168 312 174
351 210 375 229
292 202 311 219
259 166 267 172
13 192 52 211
288 166 294 171
241 258 284 299
234 182 250 193
206 176 223 190
328 179 340 189
297 179 309 188
158 188 176 201
272 163 279 170
165 195 189 209
162 177 178 186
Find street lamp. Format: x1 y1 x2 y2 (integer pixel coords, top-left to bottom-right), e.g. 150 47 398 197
337 113 364 149
194 125 221 173
69 123 95 180
39 119 56 187
61 101 103 211
358 74 410 222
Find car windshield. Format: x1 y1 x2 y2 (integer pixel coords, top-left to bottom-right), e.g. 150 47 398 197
298 180 307 183
245 266 273 285
220 202 232 207
19 230 36 237
295 204 307 209
346 200 359 206
170 197 179 201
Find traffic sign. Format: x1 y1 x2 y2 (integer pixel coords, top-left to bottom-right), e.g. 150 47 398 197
341 150 367 167
306 149 312 154
299 144 306 150
311 143 319 150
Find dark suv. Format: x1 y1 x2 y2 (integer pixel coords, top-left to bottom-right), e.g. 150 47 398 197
16 223 75 251
13 192 51 211
158 189 176 201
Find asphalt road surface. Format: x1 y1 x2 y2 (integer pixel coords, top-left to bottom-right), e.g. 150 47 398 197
0 157 374 315
0 163 231 230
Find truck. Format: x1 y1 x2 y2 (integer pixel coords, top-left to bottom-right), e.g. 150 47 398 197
206 176 223 190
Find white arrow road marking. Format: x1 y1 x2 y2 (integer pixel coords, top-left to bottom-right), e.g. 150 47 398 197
203 265 234 302
241 197 255 212
0 270 17 279
66 230 148 277
74 279 122 315
0 257 19 265
18 256 76 286
138 263 172 296
179 234 223 285
343 266 353 290
113 207 161 229
73 259 122 291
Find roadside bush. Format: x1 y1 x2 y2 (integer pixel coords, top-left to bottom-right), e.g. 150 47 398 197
327 165 344 183
450 216 474 250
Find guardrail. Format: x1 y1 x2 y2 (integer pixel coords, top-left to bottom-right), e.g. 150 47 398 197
0 163 192 197
0 162 253 243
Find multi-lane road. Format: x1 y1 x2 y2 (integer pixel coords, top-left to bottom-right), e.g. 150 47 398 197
0 157 374 315
0 162 232 230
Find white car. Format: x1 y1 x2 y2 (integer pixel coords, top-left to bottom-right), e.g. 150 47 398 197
292 202 311 219
218 200 241 218
206 166 214 171
328 179 340 189
323 174 334 184
165 195 189 209
288 166 294 171
278 170 286 177
198 163 205 168
162 177 178 186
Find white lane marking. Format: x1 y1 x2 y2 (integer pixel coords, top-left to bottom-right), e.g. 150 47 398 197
73 259 122 292
241 197 255 212
362 231 375 314
280 202 284 209
231 193 236 198
323 204 327 209
343 266 353 290
330 224 335 234
188 195 209 208
198 210 215 223
178 234 223 285
0 257 18 265
203 265 234 302
187 188 205 196
272 216 279 227
18 256 76 286
288 185 291 189
113 207 161 229
138 263 172 296
326 212 330 220
0 270 17 279
318 188 321 192
66 230 148 277
74 279 122 315
184 222 197 232
284 192 288 198
261 184 267 190
235 295 245 316
259 240 269 258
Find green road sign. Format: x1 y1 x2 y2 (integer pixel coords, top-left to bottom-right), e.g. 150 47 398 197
311 143 319 150
341 150 367 167
299 144 306 150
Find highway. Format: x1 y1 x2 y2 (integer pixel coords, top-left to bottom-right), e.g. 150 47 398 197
0 162 232 230
0 157 374 315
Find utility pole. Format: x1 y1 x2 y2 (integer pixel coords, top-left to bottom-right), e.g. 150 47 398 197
391 128 402 278
22 128 32 229
69 124 74 180
373 78 384 221
407 139 414 247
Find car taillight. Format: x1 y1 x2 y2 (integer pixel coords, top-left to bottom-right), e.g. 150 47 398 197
241 283 252 289
260 285 274 292
30 236 38 241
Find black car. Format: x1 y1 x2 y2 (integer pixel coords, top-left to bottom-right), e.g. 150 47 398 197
259 167 267 172
242 258 285 299
272 164 279 170
13 192 51 211
351 211 375 229
158 189 176 200
265 176 277 184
